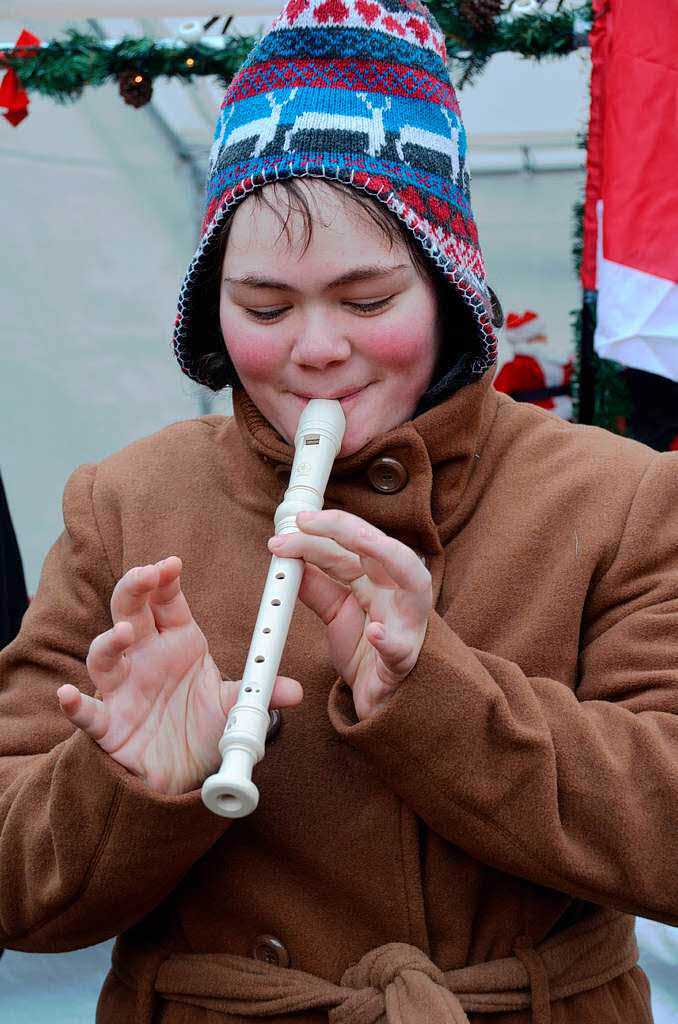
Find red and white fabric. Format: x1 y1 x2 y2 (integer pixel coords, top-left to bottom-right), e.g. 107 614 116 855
582 0 678 383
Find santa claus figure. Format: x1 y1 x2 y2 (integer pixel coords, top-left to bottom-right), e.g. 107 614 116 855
494 310 573 420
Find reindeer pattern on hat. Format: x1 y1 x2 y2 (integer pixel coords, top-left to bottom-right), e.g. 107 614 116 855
209 87 468 192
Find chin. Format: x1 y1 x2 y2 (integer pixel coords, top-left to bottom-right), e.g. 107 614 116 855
338 423 377 458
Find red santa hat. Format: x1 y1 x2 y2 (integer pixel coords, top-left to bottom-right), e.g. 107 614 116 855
505 310 547 346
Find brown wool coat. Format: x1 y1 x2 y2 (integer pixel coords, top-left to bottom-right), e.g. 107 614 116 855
1 373 678 1024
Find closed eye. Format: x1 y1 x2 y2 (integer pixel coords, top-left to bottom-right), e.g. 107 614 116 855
245 297 394 320
345 296 394 314
245 307 290 321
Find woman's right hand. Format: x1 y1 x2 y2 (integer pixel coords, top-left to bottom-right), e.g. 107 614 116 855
57 557 303 796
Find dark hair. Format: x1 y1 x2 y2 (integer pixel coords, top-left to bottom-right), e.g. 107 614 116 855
193 178 502 398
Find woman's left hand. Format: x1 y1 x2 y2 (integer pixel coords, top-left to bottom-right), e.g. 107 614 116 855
268 510 432 721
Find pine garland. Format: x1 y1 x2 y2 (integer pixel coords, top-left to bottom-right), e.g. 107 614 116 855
0 2 592 101
0 32 254 103
435 1 591 84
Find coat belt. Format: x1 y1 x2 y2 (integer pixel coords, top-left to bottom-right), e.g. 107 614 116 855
115 908 638 1024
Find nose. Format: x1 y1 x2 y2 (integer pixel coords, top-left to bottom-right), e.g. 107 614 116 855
290 315 351 370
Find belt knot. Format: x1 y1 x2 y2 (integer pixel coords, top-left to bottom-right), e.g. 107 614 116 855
331 942 469 1024
341 942 445 992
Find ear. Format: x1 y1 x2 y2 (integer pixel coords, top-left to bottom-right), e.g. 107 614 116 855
487 286 504 329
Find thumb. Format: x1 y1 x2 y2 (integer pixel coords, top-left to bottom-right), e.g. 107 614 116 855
272 674 304 708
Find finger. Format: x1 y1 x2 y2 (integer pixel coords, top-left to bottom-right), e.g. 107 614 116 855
148 556 195 630
57 684 110 742
366 621 419 678
297 510 431 593
219 675 303 717
298 562 353 625
110 563 162 634
299 565 367 675
268 532 364 586
86 621 134 690
271 675 304 708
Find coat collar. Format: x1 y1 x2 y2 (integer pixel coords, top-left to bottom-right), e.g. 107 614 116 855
230 374 499 548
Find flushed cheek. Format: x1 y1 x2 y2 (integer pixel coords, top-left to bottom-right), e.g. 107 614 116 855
224 329 286 381
359 321 436 370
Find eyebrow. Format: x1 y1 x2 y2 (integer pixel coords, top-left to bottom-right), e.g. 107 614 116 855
223 264 409 291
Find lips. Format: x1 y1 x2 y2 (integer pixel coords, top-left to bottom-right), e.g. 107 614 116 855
338 389 364 406
292 385 369 401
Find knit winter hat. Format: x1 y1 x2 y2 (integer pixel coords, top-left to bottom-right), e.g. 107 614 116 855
173 0 499 400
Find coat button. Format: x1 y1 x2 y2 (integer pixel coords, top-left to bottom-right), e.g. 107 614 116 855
367 457 409 494
251 935 290 968
274 464 291 487
266 708 282 742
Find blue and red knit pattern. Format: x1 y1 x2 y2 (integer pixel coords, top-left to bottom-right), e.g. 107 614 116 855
173 0 497 389
268 0 446 61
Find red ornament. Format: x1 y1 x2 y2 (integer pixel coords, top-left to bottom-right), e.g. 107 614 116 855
0 29 40 126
